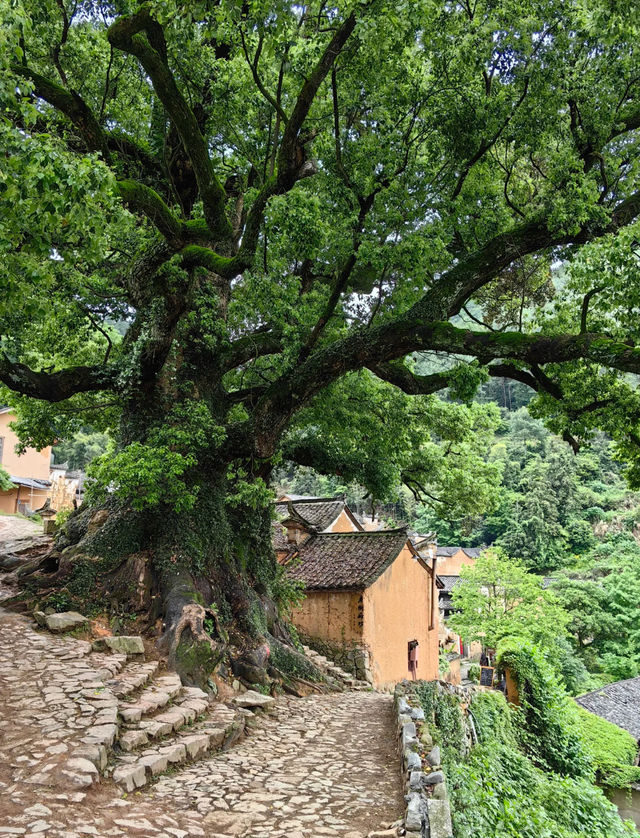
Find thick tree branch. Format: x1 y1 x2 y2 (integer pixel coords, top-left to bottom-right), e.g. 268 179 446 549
0 356 116 401
117 180 183 243
108 6 231 240
223 329 284 371
250 318 640 457
276 11 357 192
409 189 640 324
580 286 605 333
13 65 111 162
367 362 455 395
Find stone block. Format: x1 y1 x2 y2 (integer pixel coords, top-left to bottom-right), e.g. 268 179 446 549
158 743 186 763
155 708 187 731
139 719 174 738
402 721 417 748
409 770 422 791
104 635 145 655
60 757 99 788
44 612 88 632
426 745 441 767
202 726 227 749
404 748 421 772
424 770 445 785
120 706 143 723
405 792 424 832
83 723 117 747
432 782 448 800
72 743 107 771
427 799 453 838
113 763 146 792
182 734 210 759
410 706 425 722
231 690 275 710
138 753 169 775
118 729 149 751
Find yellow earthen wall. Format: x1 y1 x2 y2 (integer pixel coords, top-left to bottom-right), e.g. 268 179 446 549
363 544 438 689
0 412 51 480
436 549 477 576
327 509 359 533
290 590 362 643
0 487 49 514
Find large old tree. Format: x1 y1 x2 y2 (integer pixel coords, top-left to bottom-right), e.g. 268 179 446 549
2 0 640 682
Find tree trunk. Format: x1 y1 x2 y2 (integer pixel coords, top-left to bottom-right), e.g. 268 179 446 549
15 468 310 689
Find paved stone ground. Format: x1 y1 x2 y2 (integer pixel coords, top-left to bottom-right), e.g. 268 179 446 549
0 609 402 837
0 514 43 542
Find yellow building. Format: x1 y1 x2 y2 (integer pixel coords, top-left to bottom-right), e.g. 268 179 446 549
273 498 440 689
0 408 52 514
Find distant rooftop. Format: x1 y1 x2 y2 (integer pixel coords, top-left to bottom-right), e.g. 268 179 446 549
576 678 640 739
436 546 483 558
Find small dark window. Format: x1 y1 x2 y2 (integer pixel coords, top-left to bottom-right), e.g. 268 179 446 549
0 436 4 464
408 639 419 679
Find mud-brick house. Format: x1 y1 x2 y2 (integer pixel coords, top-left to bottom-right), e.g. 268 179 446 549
0 408 51 514
434 546 484 661
283 521 440 690
273 495 362 561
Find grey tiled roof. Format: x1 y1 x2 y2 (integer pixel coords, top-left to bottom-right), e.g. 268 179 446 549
272 520 291 552
286 528 410 591
436 546 483 558
275 498 347 531
438 575 462 593
576 678 640 739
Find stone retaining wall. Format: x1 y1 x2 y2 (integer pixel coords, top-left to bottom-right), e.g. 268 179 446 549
394 681 454 838
300 633 373 683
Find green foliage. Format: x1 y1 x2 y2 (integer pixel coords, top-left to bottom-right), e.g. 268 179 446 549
55 506 72 527
87 442 199 513
417 683 635 837
449 549 568 650
470 691 519 748
53 430 111 470
446 742 636 838
0 465 12 492
271 560 306 618
569 705 640 789
497 639 590 778
280 371 502 512
551 535 640 681
415 681 466 759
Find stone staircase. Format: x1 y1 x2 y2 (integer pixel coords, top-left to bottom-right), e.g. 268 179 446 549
302 644 371 690
28 614 276 794
103 662 251 792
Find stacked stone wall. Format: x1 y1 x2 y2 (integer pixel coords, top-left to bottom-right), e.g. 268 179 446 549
394 680 455 838
299 633 373 684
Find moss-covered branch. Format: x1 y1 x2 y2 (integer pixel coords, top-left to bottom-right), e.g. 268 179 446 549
13 64 111 163
117 180 183 243
108 6 231 241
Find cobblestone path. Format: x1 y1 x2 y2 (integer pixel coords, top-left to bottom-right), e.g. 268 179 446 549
0 610 402 838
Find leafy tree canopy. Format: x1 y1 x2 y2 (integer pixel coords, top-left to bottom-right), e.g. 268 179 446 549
449 549 569 650
1 0 640 517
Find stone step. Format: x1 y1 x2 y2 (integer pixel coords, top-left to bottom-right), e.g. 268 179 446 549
117 685 210 747
117 672 183 722
106 659 160 699
110 704 243 792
